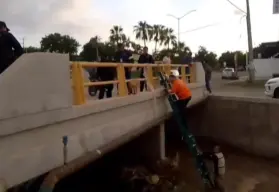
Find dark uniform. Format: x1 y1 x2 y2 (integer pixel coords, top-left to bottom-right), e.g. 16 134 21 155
0 21 23 75
114 49 133 94
97 56 116 99
138 53 154 92
201 62 212 93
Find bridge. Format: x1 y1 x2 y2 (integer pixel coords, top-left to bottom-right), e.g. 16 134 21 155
1 53 279 191
0 53 207 190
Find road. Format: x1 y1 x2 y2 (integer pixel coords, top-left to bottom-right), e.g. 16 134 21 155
211 71 267 98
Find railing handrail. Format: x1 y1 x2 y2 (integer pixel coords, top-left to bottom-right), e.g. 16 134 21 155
71 62 196 105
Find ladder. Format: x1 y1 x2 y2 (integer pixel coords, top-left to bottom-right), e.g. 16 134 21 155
158 72 214 189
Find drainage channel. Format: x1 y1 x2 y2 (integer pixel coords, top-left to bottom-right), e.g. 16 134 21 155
9 132 279 192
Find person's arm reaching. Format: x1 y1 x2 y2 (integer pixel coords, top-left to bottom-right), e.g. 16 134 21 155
8 33 23 58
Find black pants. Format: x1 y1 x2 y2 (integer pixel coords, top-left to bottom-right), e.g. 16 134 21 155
176 97 191 113
176 97 191 126
98 84 113 100
205 73 212 93
140 73 147 92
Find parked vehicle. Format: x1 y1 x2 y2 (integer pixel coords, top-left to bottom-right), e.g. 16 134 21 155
221 68 238 79
264 77 279 98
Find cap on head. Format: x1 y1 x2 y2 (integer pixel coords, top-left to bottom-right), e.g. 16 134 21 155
170 69 179 78
0 21 10 31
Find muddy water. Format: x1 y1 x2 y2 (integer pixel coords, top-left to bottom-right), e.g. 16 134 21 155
168 137 279 192
51 133 279 192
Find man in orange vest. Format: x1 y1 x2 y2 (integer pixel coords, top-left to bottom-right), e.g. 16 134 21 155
168 70 192 113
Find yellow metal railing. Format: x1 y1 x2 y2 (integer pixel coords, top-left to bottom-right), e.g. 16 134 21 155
71 62 196 105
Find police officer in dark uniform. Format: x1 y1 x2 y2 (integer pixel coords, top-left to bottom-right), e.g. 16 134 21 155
138 46 154 92
0 21 23 74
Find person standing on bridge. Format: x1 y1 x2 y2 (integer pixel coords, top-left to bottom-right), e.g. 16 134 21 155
0 21 23 75
168 69 192 115
96 56 116 99
138 46 154 92
201 61 212 94
114 43 133 94
202 145 226 192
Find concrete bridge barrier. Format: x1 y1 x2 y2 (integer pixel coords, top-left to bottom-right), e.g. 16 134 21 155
187 96 279 158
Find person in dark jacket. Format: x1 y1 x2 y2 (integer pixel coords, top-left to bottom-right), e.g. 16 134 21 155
201 61 212 93
0 21 23 75
138 46 154 92
114 43 133 94
97 56 116 99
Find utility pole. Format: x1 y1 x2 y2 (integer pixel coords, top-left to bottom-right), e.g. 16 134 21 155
246 0 255 82
225 0 255 82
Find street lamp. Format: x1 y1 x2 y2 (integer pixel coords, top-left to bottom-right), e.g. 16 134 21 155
167 10 196 48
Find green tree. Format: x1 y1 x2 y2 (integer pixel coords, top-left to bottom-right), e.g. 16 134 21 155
151 24 165 53
162 28 177 50
194 46 218 68
219 51 246 68
134 21 152 46
109 25 125 46
40 33 80 56
24 46 41 53
80 37 115 62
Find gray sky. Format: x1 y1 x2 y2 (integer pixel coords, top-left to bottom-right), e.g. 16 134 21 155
1 0 279 55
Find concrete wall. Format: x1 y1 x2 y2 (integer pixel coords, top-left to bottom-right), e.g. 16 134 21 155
194 62 205 84
0 53 72 120
188 95 279 158
254 58 279 80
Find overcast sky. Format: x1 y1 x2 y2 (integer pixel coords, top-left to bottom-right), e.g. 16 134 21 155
1 0 279 55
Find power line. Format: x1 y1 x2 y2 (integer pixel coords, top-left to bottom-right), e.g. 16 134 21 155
180 22 222 34
225 0 246 14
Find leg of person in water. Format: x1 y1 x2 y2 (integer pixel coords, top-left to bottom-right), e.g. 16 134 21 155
106 84 113 98
98 85 105 99
215 175 225 192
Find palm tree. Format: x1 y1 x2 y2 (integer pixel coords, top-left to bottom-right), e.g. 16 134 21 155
163 28 177 50
109 25 124 45
133 21 152 47
152 25 165 53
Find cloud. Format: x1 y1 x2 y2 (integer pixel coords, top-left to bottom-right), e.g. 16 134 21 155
0 0 112 47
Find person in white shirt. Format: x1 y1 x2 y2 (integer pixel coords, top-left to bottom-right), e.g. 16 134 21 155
162 52 171 64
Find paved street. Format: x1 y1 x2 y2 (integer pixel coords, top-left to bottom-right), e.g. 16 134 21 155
211 71 267 98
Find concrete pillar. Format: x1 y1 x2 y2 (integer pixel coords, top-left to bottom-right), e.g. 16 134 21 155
133 122 166 164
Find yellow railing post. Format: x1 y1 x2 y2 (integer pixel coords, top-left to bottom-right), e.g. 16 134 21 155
190 64 196 83
72 62 80 105
181 66 186 83
117 64 127 96
72 62 85 105
146 66 155 89
77 63 86 104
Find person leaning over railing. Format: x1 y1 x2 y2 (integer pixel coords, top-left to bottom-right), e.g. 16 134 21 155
137 46 154 92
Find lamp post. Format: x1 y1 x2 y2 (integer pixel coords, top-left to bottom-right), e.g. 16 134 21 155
167 10 196 48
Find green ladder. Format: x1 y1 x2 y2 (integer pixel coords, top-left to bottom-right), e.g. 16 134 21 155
158 72 214 189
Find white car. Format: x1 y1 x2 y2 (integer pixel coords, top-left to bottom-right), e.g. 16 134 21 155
221 68 236 79
265 77 279 98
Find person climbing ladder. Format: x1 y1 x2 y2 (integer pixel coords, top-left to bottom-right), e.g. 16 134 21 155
168 69 192 114
158 70 214 190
